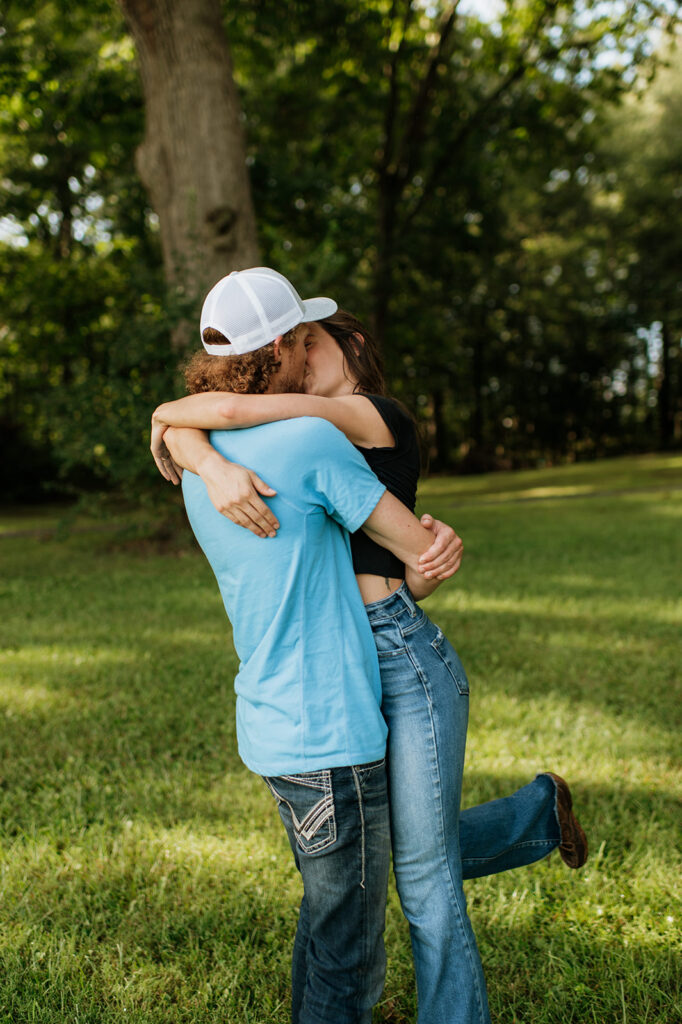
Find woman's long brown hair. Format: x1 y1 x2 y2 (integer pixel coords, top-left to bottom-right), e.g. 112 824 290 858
321 309 426 466
317 310 386 396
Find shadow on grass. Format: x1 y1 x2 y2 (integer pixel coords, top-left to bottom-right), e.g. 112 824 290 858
2 625 678 839
2 484 680 1020
1 522 680 850
0 790 678 1024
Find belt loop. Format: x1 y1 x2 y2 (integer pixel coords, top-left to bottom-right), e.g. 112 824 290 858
399 582 417 618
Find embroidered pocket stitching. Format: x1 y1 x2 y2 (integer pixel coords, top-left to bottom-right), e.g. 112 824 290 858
292 792 335 842
265 776 337 852
278 772 329 790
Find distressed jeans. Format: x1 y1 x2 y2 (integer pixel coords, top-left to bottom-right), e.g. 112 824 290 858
365 584 562 1024
264 760 391 1024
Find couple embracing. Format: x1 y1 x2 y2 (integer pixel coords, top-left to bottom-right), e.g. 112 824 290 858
151 267 587 1024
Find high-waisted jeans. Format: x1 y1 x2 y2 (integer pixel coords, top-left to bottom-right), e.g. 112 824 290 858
365 583 561 1024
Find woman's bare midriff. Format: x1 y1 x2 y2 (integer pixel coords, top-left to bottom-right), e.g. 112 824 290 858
356 574 404 605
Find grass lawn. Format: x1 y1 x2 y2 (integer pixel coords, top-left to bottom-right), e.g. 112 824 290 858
1 453 680 1023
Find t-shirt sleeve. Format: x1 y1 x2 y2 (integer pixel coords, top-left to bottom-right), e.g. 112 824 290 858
300 418 386 532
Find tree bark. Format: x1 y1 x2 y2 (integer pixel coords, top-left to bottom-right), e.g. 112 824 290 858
431 385 451 471
118 0 260 346
373 3 459 348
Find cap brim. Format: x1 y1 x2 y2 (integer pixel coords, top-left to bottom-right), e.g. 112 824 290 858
301 297 338 322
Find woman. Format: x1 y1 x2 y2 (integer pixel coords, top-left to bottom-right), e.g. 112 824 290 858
152 310 587 1024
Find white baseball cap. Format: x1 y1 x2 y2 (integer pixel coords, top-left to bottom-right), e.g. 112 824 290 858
200 267 338 355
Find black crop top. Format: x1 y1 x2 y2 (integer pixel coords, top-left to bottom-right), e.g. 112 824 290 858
350 395 421 577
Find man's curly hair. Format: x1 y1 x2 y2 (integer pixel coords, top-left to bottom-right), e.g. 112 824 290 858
183 327 299 395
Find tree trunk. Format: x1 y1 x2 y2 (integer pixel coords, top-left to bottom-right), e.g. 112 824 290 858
55 173 73 261
431 385 450 471
118 0 260 347
471 311 485 450
373 174 399 349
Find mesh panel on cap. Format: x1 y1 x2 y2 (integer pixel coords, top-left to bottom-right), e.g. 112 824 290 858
219 282 265 340
247 274 300 320
225 275 299 341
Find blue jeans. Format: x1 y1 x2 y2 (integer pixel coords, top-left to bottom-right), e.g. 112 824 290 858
460 773 560 878
366 584 562 1024
264 760 391 1024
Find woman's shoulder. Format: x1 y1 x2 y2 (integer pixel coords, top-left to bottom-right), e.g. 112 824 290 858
361 394 416 437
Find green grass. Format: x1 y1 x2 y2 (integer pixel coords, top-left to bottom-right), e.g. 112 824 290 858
1 453 681 1023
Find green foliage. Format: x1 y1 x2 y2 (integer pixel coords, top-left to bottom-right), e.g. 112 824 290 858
1 455 680 1021
0 0 175 498
0 236 181 499
0 0 681 496
226 0 682 468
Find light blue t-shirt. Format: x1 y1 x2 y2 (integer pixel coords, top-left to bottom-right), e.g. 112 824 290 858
181 417 388 776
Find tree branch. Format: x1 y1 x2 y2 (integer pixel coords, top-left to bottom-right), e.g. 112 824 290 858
403 0 563 228
379 0 415 186
393 1 462 189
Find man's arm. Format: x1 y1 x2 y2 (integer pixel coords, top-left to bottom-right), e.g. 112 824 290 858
403 567 440 600
166 426 462 589
361 492 443 599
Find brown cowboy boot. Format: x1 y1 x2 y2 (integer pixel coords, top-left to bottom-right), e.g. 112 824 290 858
545 772 588 868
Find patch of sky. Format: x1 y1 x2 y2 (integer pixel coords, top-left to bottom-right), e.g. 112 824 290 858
456 0 504 20
638 322 664 377
73 217 112 244
0 216 28 248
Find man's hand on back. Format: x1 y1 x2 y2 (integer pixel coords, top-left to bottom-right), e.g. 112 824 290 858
417 515 463 580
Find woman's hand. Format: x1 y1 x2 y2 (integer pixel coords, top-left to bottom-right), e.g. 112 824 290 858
417 514 463 580
151 418 184 484
200 454 280 538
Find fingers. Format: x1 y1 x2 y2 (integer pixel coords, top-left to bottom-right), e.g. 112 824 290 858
150 421 171 477
420 546 463 578
248 473 280 533
153 453 173 482
419 535 463 578
212 494 279 537
250 471 278 498
417 516 445 578
227 505 272 538
434 549 463 580
203 464 280 536
418 533 451 572
420 552 461 579
152 452 182 485
151 422 182 484
244 497 279 537
418 516 463 578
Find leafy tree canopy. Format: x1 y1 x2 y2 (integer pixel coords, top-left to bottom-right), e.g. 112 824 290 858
0 0 680 498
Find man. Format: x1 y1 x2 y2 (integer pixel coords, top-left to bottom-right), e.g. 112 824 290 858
162 268 441 1024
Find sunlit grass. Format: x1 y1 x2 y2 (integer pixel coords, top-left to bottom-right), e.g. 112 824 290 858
1 453 680 1022
418 450 682 504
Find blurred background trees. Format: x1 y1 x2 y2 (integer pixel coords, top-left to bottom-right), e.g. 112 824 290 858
1 0 680 499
